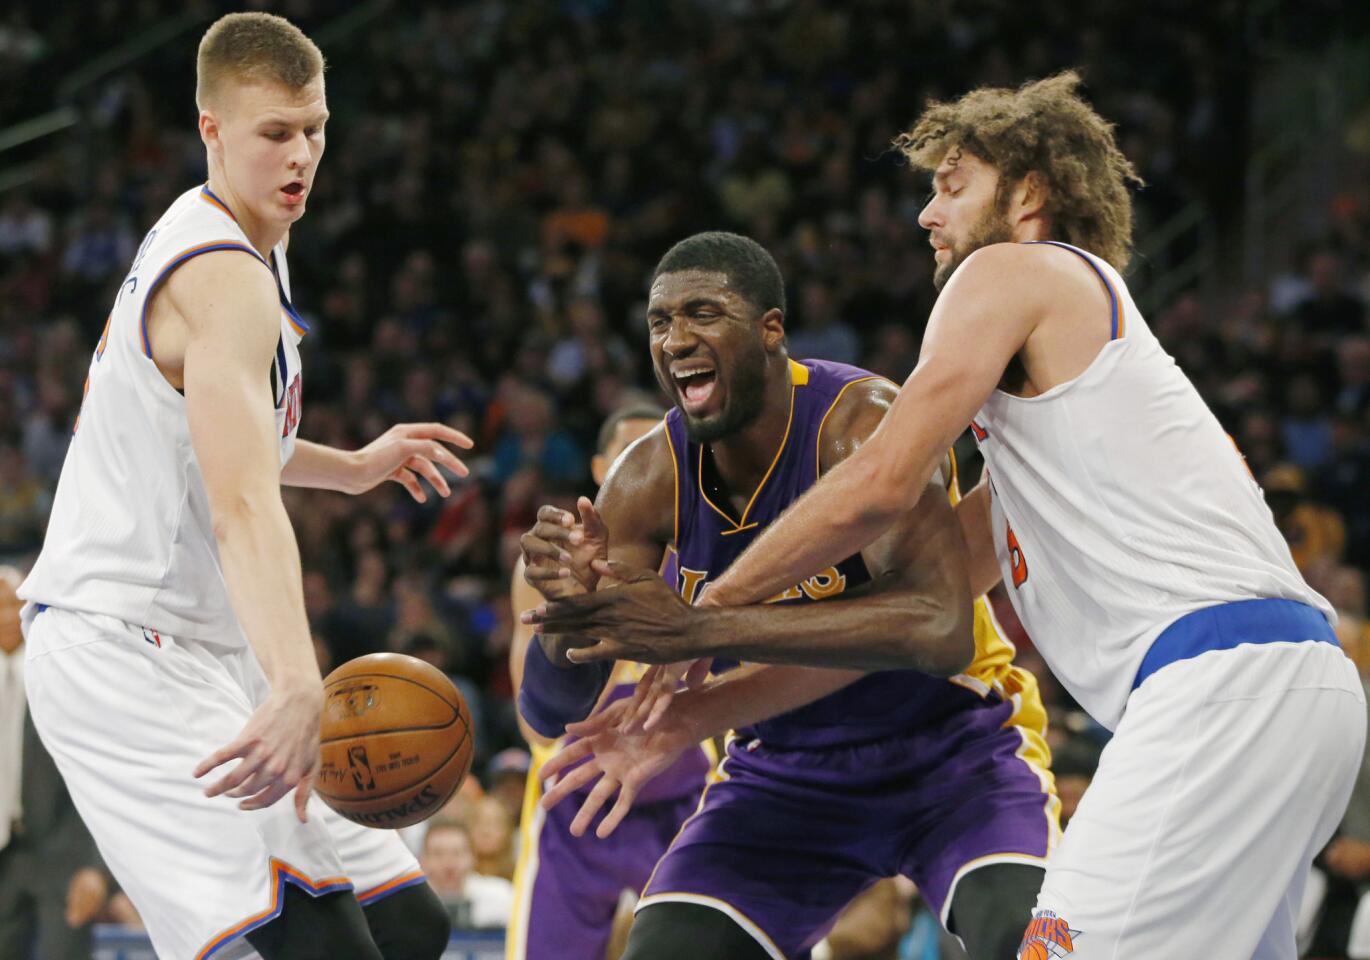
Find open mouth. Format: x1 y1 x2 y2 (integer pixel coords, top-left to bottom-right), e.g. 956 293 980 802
281 182 306 203
672 365 718 414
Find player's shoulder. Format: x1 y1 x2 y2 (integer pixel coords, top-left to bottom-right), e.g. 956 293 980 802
959 241 1113 302
811 372 898 454
159 244 277 329
604 419 675 493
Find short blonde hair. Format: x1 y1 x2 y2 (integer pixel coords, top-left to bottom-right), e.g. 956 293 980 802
196 12 325 109
896 71 1143 272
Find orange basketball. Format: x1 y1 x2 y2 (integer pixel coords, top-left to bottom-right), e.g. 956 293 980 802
1019 941 1050 960
316 653 474 829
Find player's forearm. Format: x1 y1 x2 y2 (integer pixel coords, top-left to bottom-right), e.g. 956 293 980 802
957 479 1002 597
707 435 928 607
212 494 321 691
686 585 972 674
519 635 614 738
675 665 864 742
281 439 360 493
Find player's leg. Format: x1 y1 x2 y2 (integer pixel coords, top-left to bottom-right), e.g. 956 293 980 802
1030 640 1363 959
23 608 356 960
324 806 448 960
624 901 774 960
361 883 450 960
245 885 383 960
946 863 1045 960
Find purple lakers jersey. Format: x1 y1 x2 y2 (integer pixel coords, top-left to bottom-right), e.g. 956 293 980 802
666 358 988 748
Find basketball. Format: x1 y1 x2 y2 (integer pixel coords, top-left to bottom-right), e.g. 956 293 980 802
316 653 474 829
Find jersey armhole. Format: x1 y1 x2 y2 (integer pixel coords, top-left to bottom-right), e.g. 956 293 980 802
139 242 271 359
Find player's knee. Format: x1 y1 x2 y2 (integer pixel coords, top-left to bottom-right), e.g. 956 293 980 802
623 903 771 960
362 883 451 960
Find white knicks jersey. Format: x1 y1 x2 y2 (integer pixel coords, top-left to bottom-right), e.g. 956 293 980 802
20 184 308 646
971 241 1331 730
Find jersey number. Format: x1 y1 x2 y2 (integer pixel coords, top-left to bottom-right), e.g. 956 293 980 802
1007 522 1029 588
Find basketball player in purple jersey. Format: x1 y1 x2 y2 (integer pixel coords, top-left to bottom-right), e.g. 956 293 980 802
518 232 1058 960
536 75 1363 959
507 404 713 960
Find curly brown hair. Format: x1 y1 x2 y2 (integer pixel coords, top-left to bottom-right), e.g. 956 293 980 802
895 71 1143 271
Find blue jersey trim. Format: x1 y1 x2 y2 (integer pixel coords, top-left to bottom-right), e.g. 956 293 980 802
139 243 270 358
1027 240 1121 340
1133 598 1337 691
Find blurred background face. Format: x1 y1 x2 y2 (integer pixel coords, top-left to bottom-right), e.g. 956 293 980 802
422 824 476 895
918 148 1016 290
591 417 660 485
202 76 327 229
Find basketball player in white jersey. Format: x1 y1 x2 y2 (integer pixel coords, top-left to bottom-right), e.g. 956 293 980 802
20 13 469 960
528 73 1366 959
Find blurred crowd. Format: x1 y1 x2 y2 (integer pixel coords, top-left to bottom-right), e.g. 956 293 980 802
2 0 1369 954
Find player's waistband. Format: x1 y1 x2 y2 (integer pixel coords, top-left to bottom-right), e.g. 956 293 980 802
1133 598 1337 691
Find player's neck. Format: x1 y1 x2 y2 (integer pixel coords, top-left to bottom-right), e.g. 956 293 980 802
205 175 288 259
708 360 796 495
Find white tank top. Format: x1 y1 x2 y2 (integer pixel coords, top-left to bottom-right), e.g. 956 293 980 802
20 184 308 646
971 241 1331 729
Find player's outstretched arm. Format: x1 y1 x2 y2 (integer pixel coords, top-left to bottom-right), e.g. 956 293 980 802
282 426 473 500
702 244 1048 608
528 380 977 674
538 663 862 838
514 429 672 738
164 252 321 822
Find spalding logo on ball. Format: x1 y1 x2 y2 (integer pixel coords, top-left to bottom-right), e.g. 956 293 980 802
317 653 475 829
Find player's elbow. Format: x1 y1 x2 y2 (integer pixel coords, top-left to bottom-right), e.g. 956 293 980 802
910 593 975 678
208 490 282 545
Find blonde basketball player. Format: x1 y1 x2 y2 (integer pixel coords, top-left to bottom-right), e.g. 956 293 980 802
21 14 469 960
530 73 1366 959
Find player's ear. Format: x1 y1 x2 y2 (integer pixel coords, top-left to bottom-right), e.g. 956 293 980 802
199 109 222 155
759 307 786 353
1012 170 1048 225
590 453 608 486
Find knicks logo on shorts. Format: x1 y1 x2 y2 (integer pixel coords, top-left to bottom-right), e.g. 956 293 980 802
1018 911 1080 958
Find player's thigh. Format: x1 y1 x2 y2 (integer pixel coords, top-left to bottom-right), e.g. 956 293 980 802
623 902 773 960
1032 643 1363 959
24 610 345 958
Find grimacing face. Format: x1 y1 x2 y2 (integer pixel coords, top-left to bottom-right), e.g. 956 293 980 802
647 270 770 444
917 147 1015 290
202 75 327 229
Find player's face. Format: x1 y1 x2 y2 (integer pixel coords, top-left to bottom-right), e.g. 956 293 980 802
918 147 1015 290
647 270 770 444
592 417 661 485
204 76 327 228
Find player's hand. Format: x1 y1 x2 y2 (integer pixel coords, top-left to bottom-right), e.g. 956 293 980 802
621 658 712 733
350 423 474 502
522 559 697 664
193 683 324 823
519 497 609 600
64 867 108 928
538 698 696 838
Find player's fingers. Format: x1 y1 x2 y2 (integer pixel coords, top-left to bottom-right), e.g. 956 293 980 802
596 780 638 839
538 736 595 781
540 760 602 811
522 564 574 583
405 454 451 497
564 705 625 739
202 752 264 797
239 778 291 812
520 533 565 563
391 467 425 502
577 497 608 540
621 666 660 728
642 687 677 732
684 657 712 689
404 422 475 450
193 740 248 780
422 441 471 478
569 777 619 837
537 505 576 527
565 641 617 664
294 771 314 823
